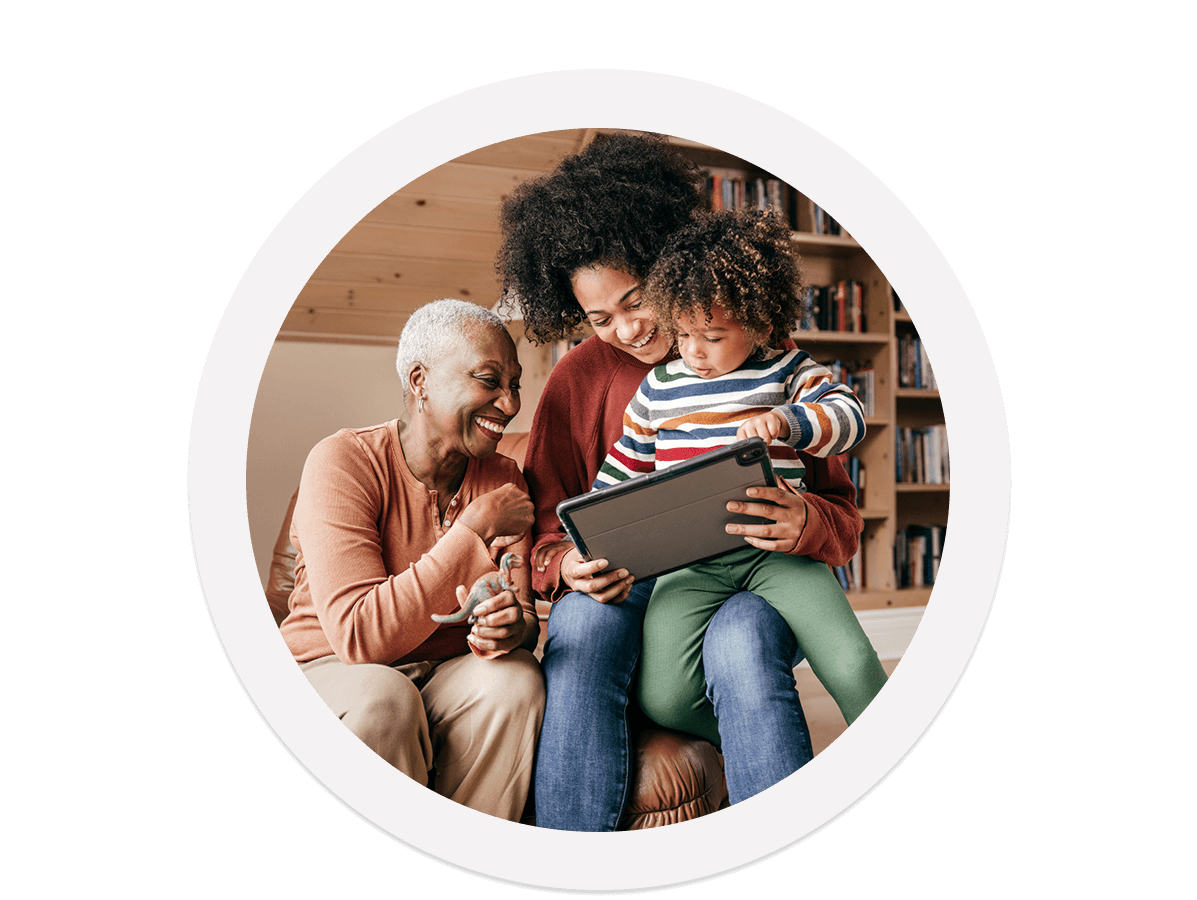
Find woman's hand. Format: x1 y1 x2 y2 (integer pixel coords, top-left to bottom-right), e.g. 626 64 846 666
458 482 534 546
464 586 532 657
724 485 809 554
559 547 634 604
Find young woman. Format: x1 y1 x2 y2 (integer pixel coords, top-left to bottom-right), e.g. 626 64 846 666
497 133 864 829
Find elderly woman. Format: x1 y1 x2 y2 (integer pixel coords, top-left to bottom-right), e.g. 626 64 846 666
279 299 544 821
497 133 864 830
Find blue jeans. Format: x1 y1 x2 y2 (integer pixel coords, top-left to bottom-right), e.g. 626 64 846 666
534 584 812 830
704 591 814 804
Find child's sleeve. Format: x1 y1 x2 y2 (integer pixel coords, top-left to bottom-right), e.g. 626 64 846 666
592 380 658 490
776 352 867 457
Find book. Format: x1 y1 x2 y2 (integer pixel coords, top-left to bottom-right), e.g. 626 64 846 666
894 524 946 587
895 425 949 484
811 202 843 236
702 167 796 229
798 280 866 333
898 332 938 390
846 454 866 507
832 544 864 593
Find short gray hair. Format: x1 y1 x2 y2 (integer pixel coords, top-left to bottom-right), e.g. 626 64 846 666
395 299 509 402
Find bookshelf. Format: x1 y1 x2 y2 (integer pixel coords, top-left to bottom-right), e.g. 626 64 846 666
654 139 949 612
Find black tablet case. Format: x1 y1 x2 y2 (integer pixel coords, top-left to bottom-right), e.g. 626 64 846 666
556 437 778 582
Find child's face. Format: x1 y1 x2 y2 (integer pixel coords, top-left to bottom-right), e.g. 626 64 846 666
675 303 759 379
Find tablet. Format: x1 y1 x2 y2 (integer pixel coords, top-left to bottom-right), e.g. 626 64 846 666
556 437 778 582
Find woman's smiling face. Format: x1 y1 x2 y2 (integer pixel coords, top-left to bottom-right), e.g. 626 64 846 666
420 324 522 460
571 265 672 365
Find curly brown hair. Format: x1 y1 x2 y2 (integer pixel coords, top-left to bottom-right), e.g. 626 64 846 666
495 132 704 344
641 206 805 351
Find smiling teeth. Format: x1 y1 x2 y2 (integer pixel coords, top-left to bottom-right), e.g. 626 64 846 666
475 418 505 434
630 328 656 349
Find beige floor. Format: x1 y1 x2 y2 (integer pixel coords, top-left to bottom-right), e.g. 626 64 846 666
797 657 901 755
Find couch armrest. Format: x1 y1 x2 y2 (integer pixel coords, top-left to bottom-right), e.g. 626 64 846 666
264 490 299 627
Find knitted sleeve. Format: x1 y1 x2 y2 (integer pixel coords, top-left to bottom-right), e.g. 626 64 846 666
776 352 867 457
592 378 658 489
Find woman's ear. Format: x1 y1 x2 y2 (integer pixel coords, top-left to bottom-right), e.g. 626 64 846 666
408 363 427 407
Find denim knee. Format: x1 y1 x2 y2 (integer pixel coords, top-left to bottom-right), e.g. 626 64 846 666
541 587 650 688
704 592 800 700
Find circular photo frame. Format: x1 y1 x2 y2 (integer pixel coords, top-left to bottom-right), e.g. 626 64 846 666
190 70 1009 891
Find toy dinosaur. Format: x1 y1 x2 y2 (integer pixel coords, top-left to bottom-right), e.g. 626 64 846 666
431 552 522 624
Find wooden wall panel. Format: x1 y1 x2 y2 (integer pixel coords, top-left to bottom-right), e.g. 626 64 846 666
280 131 587 344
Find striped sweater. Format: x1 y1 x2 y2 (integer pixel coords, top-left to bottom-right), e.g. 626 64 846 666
593 349 866 491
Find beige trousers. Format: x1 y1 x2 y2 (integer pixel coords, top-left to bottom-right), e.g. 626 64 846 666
301 649 544 822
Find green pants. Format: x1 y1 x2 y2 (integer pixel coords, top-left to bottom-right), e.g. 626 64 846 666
638 547 888 746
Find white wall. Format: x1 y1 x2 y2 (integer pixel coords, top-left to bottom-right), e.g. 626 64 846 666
246 340 405 585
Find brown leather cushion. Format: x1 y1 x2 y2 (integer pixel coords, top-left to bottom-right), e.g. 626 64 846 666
264 490 298 627
620 730 727 829
270 431 727 828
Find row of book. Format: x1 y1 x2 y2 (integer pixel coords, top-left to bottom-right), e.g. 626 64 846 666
895 425 949 484
809 203 843 236
701 167 846 238
704 168 798 228
831 453 866 591
898 332 937 390
798 281 868 333
834 523 948 592
832 545 864 593
845 454 866 507
895 524 945 588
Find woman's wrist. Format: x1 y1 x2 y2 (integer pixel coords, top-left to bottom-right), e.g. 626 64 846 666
557 546 584 590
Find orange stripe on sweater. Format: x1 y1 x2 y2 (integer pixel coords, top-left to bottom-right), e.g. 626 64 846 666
807 404 833 455
622 414 656 437
660 408 770 431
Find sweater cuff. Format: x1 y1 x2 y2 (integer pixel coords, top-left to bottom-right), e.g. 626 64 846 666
530 534 574 603
778 405 804 447
786 488 818 556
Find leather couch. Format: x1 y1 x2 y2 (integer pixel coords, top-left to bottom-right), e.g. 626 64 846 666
264 431 728 829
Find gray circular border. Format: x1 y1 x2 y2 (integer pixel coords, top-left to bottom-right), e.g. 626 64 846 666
189 70 1009 890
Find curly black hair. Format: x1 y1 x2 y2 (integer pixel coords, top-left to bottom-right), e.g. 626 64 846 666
495 132 704 344
641 206 805 350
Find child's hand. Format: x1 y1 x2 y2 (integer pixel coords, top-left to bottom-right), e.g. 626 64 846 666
737 410 790 443
533 539 573 573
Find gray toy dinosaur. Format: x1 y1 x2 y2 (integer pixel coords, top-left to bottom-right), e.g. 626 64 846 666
430 552 522 624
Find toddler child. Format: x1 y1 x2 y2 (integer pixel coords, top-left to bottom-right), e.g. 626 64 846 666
591 207 887 740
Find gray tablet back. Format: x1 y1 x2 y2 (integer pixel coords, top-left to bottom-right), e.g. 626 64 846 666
556 438 777 582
